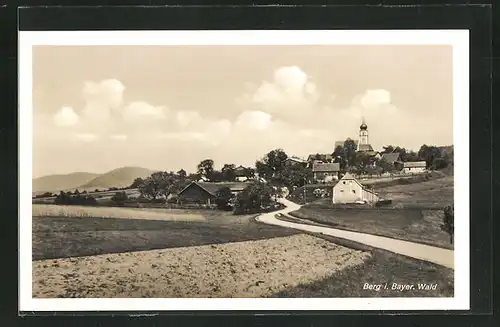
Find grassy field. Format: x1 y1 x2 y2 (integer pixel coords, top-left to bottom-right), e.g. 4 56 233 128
271 234 454 298
33 234 370 298
288 176 455 249
32 206 300 260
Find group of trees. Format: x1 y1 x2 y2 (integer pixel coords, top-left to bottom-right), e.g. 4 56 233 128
196 160 255 182
329 139 453 175
232 181 279 215
130 170 190 201
54 190 97 206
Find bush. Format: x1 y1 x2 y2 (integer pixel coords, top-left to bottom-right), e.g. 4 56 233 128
233 181 278 215
442 205 454 244
215 186 233 211
111 191 128 206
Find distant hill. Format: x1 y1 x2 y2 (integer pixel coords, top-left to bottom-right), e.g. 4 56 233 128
32 172 100 194
79 166 155 189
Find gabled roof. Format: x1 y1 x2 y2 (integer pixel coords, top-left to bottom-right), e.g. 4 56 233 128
381 152 400 163
178 181 249 197
335 140 359 148
307 153 333 162
341 172 356 180
403 161 427 168
336 172 378 196
357 144 374 152
312 163 340 172
234 165 249 176
286 157 307 164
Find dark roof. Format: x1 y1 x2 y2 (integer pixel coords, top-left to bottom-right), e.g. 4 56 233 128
335 140 358 148
178 181 249 196
312 163 340 172
307 153 333 162
286 157 307 164
357 144 374 152
381 152 400 163
403 161 426 168
234 166 248 176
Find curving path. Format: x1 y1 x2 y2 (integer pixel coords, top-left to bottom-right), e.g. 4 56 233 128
256 198 454 269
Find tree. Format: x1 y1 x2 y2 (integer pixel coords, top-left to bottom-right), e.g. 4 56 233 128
197 159 215 181
177 169 187 180
378 158 395 173
130 177 145 189
255 149 288 184
233 181 278 215
221 164 236 182
280 164 312 188
214 187 233 210
381 145 395 154
210 170 224 182
343 138 357 167
418 144 442 168
332 146 347 171
243 167 256 179
111 191 128 206
442 205 454 244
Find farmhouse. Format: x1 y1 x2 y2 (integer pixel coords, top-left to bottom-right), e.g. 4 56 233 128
177 181 248 205
312 163 340 183
401 161 427 174
234 165 250 182
332 172 379 204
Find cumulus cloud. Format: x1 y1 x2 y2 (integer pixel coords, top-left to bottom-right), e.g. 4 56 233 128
235 110 273 130
53 106 79 127
110 134 128 141
75 133 99 142
243 66 319 118
82 79 125 121
357 89 392 110
123 101 167 121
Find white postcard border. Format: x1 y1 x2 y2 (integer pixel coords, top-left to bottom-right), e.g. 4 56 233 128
19 30 469 312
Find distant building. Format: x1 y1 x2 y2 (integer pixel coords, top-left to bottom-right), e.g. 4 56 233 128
401 161 427 174
312 162 340 182
307 153 333 168
332 172 379 204
177 181 248 205
357 119 374 152
284 157 308 167
234 165 250 182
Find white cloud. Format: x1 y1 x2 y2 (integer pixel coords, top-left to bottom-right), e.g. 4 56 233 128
53 106 79 127
357 89 392 110
75 133 99 142
82 79 125 121
235 110 272 130
123 101 167 121
110 134 128 141
245 66 319 117
175 110 203 128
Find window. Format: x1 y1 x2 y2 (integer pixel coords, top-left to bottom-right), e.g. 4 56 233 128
343 181 346 185
352 190 356 194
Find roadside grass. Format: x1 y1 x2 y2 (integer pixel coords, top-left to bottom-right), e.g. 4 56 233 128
289 207 453 250
270 233 454 298
287 175 454 249
32 210 300 260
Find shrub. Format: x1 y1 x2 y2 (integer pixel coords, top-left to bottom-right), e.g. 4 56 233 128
111 191 128 206
442 205 454 244
215 186 233 211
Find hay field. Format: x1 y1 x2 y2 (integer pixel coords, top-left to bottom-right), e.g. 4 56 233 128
33 234 370 298
32 204 206 221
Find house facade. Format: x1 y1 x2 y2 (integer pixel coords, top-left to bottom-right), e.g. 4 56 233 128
332 172 379 204
312 162 340 183
234 165 250 182
401 161 426 174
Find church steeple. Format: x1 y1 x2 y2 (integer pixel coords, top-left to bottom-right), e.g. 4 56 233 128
357 118 371 151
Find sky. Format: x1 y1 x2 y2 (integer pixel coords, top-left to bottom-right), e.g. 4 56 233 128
32 45 453 178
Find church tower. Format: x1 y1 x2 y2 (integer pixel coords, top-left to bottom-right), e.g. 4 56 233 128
357 118 373 152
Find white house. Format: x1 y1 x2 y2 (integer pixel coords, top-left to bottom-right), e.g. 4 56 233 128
401 161 426 174
332 172 379 204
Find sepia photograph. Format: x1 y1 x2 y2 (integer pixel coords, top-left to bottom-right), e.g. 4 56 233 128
19 30 469 311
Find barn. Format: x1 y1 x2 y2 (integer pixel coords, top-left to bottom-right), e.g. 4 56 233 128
332 172 379 204
401 161 427 174
177 181 248 205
